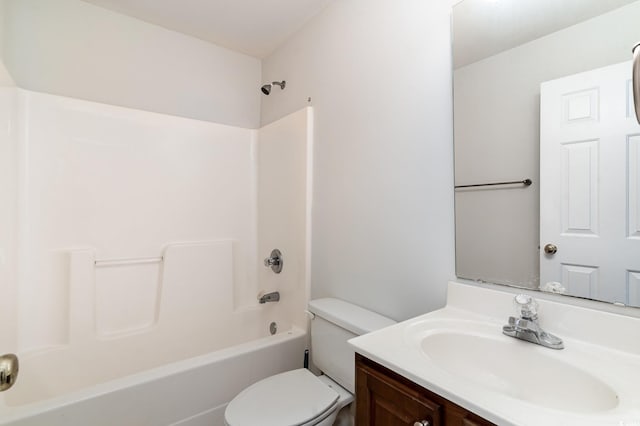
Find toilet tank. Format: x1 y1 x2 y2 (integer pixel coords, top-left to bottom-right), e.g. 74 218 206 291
308 298 395 393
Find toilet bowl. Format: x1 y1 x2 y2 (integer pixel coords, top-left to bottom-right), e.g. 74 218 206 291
224 369 353 426
224 298 395 426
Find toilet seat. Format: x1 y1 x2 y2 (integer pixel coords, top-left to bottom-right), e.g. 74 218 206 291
225 369 340 426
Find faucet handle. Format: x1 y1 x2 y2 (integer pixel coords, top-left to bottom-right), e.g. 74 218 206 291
514 294 538 320
263 249 283 274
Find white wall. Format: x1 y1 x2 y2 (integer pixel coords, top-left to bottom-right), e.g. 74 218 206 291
2 0 261 128
0 89 312 402
261 0 456 320
454 2 640 288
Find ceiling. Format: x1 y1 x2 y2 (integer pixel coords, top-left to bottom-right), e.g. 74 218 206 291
453 0 639 68
81 0 334 58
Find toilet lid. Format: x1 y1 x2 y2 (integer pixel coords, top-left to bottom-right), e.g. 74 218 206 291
225 369 339 426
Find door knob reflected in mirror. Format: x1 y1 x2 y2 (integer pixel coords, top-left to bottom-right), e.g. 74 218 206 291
0 353 18 392
544 243 558 255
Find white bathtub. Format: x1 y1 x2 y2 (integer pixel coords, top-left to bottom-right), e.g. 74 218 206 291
0 328 307 426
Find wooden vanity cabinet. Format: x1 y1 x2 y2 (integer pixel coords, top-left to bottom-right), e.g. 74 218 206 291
355 353 495 426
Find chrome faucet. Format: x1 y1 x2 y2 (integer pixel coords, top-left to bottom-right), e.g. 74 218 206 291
502 294 564 350
259 291 280 304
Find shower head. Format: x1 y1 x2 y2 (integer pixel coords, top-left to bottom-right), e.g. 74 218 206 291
261 81 286 95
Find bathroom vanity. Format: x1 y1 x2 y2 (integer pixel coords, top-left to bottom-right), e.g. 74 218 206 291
355 353 493 425
349 282 640 426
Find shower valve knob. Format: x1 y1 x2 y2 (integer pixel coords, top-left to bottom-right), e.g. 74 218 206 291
263 249 283 274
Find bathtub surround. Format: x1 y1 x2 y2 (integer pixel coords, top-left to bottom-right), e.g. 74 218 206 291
261 0 456 320
0 88 17 355
257 109 313 329
0 87 312 414
14 90 257 354
1 0 261 128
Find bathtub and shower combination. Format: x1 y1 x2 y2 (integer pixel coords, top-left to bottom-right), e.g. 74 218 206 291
0 88 313 425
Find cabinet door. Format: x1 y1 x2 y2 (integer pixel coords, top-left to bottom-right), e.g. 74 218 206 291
356 360 443 425
448 405 496 426
461 418 494 426
356 354 496 426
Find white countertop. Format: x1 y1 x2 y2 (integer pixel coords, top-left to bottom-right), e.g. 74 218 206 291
349 281 640 426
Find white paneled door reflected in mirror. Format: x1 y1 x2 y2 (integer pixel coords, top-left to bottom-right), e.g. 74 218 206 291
453 0 640 307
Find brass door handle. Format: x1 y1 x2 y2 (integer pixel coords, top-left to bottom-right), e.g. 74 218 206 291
0 353 19 392
544 243 558 255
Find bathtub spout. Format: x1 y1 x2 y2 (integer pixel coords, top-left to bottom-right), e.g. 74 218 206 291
259 292 280 304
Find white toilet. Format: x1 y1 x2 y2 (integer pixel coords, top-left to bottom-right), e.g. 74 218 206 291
224 298 396 426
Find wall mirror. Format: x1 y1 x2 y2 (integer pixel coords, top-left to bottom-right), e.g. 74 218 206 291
453 0 640 307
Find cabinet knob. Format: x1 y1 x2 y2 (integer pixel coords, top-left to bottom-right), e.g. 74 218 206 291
414 421 430 426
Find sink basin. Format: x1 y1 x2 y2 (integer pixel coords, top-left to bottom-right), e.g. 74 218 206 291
420 331 619 413
350 283 640 425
